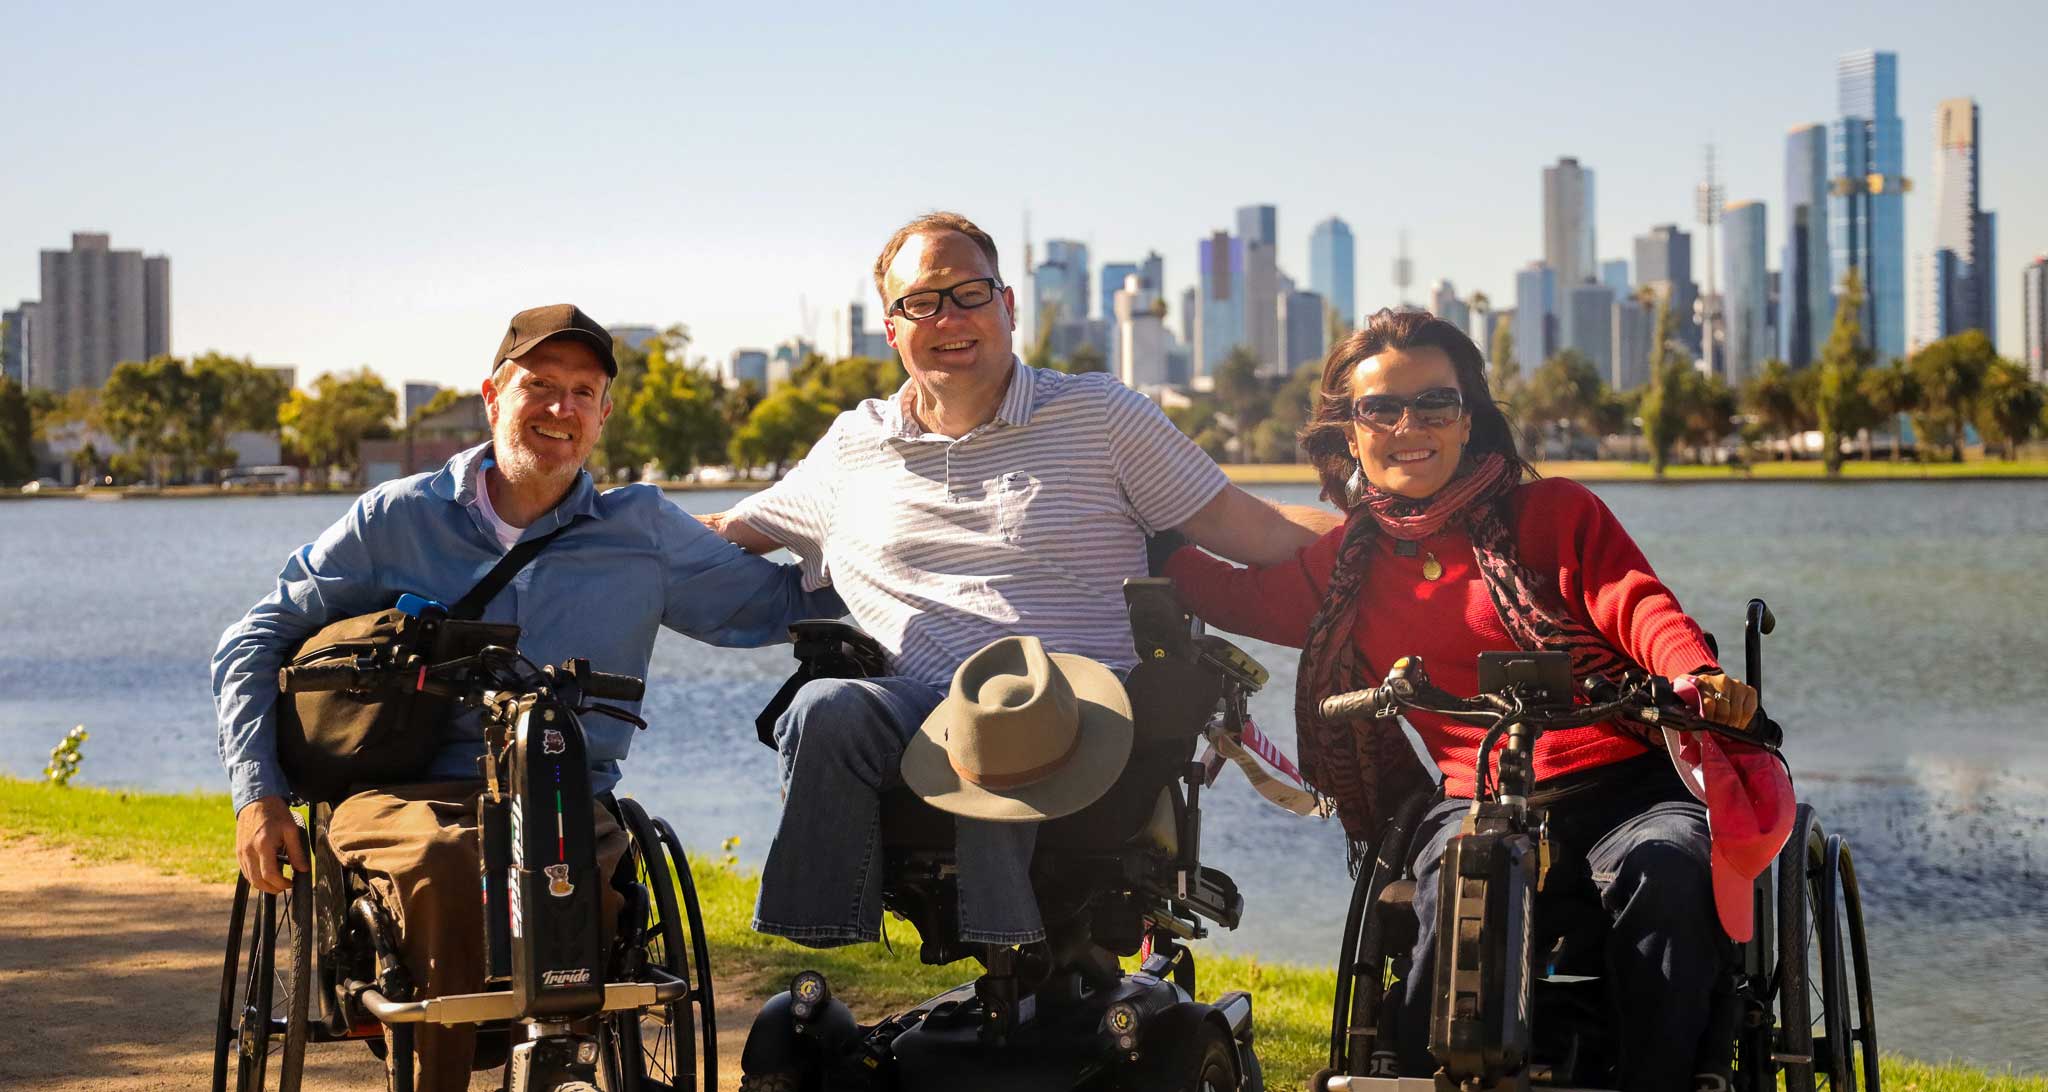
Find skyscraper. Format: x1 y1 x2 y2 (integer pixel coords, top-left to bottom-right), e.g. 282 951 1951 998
30 232 172 393
1515 262 1558 366
1923 97 1996 345
1100 261 1141 376
1567 282 1616 383
1236 205 1281 373
1722 201 1770 386
1635 224 1700 356
1194 230 1244 385
1612 295 1653 391
1828 49 1908 361
1430 280 1470 334
1309 217 1357 328
1543 157 1597 293
1281 287 1328 372
2024 256 2047 382
1114 274 1169 389
1600 260 1630 296
1781 124 1832 366
1 303 35 385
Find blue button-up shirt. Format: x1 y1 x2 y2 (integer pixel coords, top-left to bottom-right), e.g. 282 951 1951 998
212 442 842 814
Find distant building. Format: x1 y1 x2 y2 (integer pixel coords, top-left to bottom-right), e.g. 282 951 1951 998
1309 216 1357 328
1635 224 1700 356
1194 230 1243 386
1468 295 1494 359
768 340 813 388
1033 239 1090 344
1829 49 1908 361
1612 294 1654 390
1281 287 1327 372
1722 200 1770 386
608 325 661 353
2023 257 2047 382
2 302 36 385
1237 205 1281 373
29 232 172 393
1515 262 1558 365
1600 260 1630 296
1179 285 1197 350
839 301 893 361
1922 97 1995 346
1113 274 1169 389
361 393 489 483
1566 282 1616 382
1543 157 1597 293
1781 124 1832 367
1100 261 1141 376
729 348 769 389
402 382 444 423
1430 280 1470 334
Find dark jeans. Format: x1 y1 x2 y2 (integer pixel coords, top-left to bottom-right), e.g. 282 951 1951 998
1397 768 1731 1092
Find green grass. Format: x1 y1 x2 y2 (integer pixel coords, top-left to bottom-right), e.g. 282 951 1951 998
4 776 2041 1090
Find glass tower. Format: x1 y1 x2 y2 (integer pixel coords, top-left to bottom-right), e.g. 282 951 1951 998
1827 50 1906 361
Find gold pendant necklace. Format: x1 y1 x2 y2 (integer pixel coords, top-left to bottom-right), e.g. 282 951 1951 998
1421 551 1444 581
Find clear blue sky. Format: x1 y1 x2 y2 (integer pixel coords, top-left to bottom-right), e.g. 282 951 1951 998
6 0 2042 391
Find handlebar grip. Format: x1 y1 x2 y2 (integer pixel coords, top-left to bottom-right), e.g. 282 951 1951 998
1747 598 1775 636
583 672 645 703
278 662 364 694
1319 689 1385 722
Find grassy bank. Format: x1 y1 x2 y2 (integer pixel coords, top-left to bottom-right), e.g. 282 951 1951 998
2 776 2040 1090
1224 458 2048 485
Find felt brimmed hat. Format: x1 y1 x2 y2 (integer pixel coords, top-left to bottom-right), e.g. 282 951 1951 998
901 636 1134 823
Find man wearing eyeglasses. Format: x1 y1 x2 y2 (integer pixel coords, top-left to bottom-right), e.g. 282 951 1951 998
701 211 1337 951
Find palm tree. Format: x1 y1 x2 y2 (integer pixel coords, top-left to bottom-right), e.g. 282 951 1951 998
1742 359 1803 460
1977 360 2047 460
1858 358 1922 461
1910 330 1995 462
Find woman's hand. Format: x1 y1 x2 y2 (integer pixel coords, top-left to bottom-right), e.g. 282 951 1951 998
1691 672 1758 730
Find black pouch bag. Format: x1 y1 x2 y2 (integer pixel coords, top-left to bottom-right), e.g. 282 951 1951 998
275 525 569 804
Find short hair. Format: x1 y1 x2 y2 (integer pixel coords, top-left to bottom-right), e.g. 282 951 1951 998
872 212 1002 307
1298 308 1530 508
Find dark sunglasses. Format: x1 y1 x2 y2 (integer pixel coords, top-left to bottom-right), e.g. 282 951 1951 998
889 277 1003 320
1350 386 1465 432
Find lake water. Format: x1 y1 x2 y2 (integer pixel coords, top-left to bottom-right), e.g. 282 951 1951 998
3 481 2045 1071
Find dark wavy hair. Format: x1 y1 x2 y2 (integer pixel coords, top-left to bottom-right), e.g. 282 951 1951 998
1297 308 1531 509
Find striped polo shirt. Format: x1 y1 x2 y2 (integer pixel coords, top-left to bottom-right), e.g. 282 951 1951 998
729 359 1228 686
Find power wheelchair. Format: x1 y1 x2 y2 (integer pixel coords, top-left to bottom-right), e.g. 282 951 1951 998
1312 601 1880 1092
212 639 717 1092
737 578 1269 1092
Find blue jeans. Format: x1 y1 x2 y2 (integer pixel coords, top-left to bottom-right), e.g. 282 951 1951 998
1398 791 1731 1092
752 677 1045 947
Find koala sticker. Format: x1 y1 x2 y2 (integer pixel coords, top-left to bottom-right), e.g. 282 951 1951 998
545 863 574 898
542 728 566 756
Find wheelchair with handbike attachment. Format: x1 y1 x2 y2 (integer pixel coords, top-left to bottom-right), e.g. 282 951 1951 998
1312 600 1879 1092
737 578 1269 1091
213 630 717 1092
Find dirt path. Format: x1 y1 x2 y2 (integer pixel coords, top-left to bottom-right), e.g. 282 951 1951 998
0 836 757 1091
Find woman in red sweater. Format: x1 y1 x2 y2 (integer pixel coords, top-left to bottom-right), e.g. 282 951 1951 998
1167 309 1759 1091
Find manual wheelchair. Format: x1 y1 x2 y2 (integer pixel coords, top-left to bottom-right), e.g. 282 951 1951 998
737 578 1270 1092
212 640 717 1092
1312 600 1880 1092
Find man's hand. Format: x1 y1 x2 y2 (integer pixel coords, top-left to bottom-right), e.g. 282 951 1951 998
1176 484 1338 567
1691 672 1759 730
235 795 307 894
698 510 780 554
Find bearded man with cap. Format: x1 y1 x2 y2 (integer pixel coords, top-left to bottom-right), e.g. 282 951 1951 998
701 212 1340 951
213 303 843 1090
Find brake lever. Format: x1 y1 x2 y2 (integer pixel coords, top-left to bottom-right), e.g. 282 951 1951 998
581 702 649 730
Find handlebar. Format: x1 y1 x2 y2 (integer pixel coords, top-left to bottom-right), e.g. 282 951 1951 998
582 671 645 703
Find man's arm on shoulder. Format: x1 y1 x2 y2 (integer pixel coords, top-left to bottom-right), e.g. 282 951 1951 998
697 510 781 554
1176 483 1342 566
659 502 842 646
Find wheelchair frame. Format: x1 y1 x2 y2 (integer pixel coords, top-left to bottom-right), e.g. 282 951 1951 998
1314 601 1882 1092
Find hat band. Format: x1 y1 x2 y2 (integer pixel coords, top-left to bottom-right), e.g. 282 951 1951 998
948 732 1082 791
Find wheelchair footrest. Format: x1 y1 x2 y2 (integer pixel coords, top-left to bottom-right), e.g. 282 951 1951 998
352 965 689 1026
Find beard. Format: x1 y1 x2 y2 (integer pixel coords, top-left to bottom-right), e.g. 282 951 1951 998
492 418 586 490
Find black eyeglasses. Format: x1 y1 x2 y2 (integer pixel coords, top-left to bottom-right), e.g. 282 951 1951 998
890 277 1002 320
1350 386 1465 432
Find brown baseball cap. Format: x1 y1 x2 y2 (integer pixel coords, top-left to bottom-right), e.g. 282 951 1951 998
494 304 616 376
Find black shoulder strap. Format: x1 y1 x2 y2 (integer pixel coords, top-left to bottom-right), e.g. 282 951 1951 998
450 522 575 620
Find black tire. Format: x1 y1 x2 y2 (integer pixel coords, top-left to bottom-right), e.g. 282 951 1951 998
735 1073 805 1092
1776 803 1862 1092
212 841 311 1092
1824 836 1882 1092
606 798 716 1092
1129 1006 1238 1092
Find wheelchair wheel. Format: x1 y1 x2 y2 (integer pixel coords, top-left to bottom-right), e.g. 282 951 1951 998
212 862 311 1091
607 797 718 1092
1327 793 1428 1077
1774 804 1880 1092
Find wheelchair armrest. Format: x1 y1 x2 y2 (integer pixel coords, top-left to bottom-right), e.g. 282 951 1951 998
755 620 891 748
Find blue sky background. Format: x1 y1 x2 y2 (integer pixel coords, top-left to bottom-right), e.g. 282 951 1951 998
5 0 2041 391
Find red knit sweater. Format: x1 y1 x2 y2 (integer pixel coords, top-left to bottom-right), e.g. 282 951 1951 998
1166 477 1721 799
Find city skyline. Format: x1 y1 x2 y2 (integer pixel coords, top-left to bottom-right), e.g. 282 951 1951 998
4 3 2042 391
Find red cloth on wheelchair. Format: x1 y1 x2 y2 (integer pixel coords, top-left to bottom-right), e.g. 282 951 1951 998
1667 731 1794 943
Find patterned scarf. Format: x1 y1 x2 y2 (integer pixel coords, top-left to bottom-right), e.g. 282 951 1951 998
1292 454 1642 870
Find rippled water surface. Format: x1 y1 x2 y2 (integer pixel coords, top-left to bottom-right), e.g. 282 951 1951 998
3 481 2044 1070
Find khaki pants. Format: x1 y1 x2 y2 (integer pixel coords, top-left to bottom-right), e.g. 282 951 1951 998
327 780 630 1092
